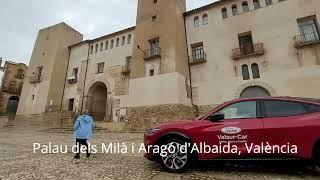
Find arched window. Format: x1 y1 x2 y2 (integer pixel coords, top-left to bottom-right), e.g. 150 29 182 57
253 0 261 9
194 16 199 27
110 39 114 49
116 38 120 47
202 14 208 25
265 0 272 6
242 65 250 80
122 36 125 46
251 63 260 79
221 8 228 19
105 41 108 50
127 34 132 44
231 4 238 16
100 42 103 51
242 1 249 13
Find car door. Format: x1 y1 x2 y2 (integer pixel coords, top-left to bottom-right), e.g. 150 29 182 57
261 100 314 159
197 100 264 160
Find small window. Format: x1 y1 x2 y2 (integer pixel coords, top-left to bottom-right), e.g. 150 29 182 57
219 101 257 119
150 69 155 76
32 94 35 100
238 32 254 55
265 0 273 6
68 98 75 111
297 16 320 42
116 38 119 47
253 0 261 9
121 36 125 45
222 8 228 19
97 62 105 74
191 43 205 61
95 44 98 53
242 65 250 80
194 16 199 27
202 14 208 25
100 42 103 51
154 0 157 4
242 1 249 13
111 40 114 49
127 34 132 44
264 101 307 118
232 5 238 16
105 41 109 50
90 45 93 54
251 63 260 79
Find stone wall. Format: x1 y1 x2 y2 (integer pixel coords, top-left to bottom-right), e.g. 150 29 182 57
0 116 8 128
115 78 130 96
124 104 197 131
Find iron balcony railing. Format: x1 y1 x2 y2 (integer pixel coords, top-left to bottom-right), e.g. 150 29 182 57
189 51 207 65
294 32 320 48
144 47 161 60
232 43 264 60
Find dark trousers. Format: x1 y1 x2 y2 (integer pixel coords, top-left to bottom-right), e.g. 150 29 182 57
74 139 90 159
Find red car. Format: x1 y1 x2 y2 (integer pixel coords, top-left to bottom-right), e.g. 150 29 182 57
144 97 320 172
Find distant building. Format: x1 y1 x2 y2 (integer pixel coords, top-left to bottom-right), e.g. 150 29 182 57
0 60 27 115
17 0 320 130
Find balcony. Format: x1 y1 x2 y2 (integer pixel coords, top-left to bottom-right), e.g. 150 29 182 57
294 33 320 48
68 76 78 84
121 65 130 75
232 43 265 60
144 47 161 60
189 52 207 65
29 76 42 83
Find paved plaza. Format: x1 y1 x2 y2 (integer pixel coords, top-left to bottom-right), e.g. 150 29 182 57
0 120 319 180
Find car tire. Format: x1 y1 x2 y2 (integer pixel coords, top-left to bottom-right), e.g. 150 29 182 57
158 138 192 173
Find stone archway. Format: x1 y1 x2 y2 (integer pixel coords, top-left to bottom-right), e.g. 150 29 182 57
6 96 19 115
235 81 277 99
86 82 108 121
240 86 271 98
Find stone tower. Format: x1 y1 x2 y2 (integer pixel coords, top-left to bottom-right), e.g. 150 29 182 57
130 0 189 79
17 23 83 115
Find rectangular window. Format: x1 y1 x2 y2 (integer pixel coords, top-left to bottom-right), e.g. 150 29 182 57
127 34 132 44
191 42 205 61
68 98 75 111
125 56 132 70
97 62 105 74
148 37 160 57
297 16 320 43
238 32 254 55
263 100 307 118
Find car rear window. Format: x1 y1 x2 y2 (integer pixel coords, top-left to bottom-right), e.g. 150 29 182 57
264 100 307 118
305 104 320 113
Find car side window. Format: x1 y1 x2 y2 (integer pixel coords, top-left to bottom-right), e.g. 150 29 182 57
219 101 257 119
264 100 307 118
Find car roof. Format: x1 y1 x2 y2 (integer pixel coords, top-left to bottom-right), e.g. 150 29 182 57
233 96 320 105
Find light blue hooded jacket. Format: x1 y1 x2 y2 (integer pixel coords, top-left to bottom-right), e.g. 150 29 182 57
73 115 94 140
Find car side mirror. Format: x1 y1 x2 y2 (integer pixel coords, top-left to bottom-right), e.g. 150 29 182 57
207 113 225 122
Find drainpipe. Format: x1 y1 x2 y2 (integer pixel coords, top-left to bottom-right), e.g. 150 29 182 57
80 42 91 114
183 15 199 117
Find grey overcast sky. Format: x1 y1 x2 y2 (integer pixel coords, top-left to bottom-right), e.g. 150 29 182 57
0 0 217 65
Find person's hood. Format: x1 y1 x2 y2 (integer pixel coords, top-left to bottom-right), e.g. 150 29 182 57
80 115 92 123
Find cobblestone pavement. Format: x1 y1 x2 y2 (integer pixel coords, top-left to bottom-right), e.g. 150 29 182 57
0 124 319 180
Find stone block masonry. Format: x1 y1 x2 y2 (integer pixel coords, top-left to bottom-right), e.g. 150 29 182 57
124 104 197 131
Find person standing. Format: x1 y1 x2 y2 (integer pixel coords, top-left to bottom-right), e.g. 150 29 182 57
73 110 94 160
